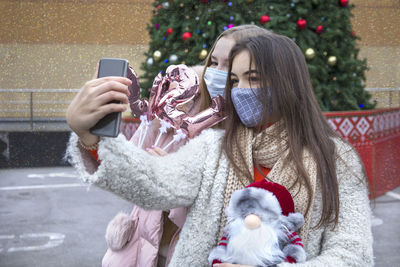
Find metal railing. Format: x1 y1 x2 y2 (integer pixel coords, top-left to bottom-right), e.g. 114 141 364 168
0 88 399 131
365 88 400 108
0 89 79 131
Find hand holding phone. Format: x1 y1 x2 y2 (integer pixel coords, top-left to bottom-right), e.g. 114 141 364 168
90 58 129 137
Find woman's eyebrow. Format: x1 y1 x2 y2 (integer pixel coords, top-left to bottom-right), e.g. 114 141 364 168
244 70 259 75
230 70 258 77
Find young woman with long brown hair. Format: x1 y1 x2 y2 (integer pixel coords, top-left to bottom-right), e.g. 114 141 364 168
66 28 373 266
216 33 373 266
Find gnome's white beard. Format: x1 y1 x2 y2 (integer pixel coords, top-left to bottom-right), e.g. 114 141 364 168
226 218 285 266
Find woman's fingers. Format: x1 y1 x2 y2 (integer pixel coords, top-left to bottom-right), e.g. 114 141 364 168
151 147 168 156
92 80 131 99
96 90 129 106
95 103 128 118
73 81 129 124
86 103 127 128
66 75 131 137
87 76 132 90
146 147 168 156
146 149 160 156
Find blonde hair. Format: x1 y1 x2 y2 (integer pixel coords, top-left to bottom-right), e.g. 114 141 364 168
199 25 271 111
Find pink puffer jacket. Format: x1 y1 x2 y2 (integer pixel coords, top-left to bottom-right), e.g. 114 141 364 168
102 206 188 267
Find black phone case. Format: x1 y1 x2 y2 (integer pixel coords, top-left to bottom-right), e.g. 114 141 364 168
90 58 129 137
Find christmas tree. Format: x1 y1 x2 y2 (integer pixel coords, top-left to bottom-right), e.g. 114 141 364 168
140 0 375 111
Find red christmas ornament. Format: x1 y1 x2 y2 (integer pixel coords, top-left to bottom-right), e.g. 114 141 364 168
260 15 271 25
157 4 161 10
315 25 323 34
351 31 356 36
166 28 173 36
201 0 208 3
297 19 307 30
182 32 192 41
339 0 348 7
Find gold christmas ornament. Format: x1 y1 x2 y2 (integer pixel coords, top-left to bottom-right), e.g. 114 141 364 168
153 50 162 61
305 48 315 60
327 56 337 66
199 49 208 60
323 51 328 56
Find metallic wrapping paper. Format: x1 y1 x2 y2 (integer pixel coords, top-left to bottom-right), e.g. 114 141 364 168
127 64 226 140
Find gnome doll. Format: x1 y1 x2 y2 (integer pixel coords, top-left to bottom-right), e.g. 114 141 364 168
208 180 306 266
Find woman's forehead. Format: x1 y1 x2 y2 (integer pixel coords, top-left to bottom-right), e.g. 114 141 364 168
231 50 256 74
212 37 235 59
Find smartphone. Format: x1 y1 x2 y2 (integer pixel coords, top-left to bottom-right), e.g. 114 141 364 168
90 58 129 137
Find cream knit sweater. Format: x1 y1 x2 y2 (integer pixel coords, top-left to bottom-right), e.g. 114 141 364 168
66 128 373 267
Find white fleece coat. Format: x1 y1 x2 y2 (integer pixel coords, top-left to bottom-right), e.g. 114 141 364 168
66 128 373 267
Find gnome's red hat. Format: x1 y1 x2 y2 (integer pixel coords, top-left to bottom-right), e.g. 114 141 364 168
246 179 295 216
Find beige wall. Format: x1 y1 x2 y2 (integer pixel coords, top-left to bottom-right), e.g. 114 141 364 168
0 0 152 44
352 0 400 89
0 0 152 90
0 0 399 116
0 43 148 89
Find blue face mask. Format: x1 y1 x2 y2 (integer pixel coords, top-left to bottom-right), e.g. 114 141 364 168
231 87 268 127
203 67 228 99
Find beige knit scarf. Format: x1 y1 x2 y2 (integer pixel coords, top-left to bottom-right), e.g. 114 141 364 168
218 122 317 245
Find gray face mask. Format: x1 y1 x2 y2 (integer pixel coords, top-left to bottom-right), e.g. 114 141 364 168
231 87 269 127
204 67 228 99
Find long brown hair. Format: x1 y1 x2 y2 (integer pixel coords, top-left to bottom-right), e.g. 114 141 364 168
199 25 271 111
223 33 341 228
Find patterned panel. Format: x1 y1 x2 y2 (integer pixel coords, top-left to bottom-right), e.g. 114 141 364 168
326 108 400 198
326 116 374 145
